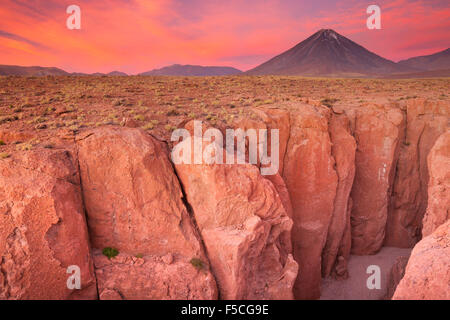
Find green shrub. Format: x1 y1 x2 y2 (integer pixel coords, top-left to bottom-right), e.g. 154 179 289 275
190 258 204 270
102 247 119 259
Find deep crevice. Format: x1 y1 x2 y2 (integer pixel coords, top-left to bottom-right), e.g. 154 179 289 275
162 140 222 300
74 144 100 300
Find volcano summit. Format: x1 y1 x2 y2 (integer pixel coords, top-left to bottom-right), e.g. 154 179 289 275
247 29 415 77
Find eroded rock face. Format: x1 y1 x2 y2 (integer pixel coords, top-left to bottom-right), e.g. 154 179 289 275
77 127 203 257
282 104 338 299
0 129 34 144
422 130 450 237
386 255 409 299
76 127 217 300
174 137 298 300
350 105 405 255
322 113 356 279
393 220 450 300
385 99 450 247
94 251 217 300
252 108 291 174
0 149 96 300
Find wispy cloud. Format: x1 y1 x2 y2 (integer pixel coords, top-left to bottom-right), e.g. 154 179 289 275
0 30 47 49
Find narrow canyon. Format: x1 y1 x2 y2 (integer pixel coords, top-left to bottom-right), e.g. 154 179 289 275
0 98 448 300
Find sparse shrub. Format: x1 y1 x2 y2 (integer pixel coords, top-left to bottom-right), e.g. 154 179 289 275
46 106 56 113
113 98 126 106
134 114 145 121
321 98 339 108
166 108 179 116
142 122 154 130
35 123 47 130
68 125 79 132
102 247 119 260
164 124 176 131
0 152 10 159
190 258 204 270
0 115 18 124
16 143 32 151
33 116 47 124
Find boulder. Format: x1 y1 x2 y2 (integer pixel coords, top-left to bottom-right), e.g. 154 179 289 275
0 149 96 300
393 220 450 300
174 137 298 300
76 127 217 300
422 130 450 237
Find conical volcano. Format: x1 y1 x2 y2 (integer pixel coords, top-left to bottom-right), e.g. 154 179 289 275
247 29 414 76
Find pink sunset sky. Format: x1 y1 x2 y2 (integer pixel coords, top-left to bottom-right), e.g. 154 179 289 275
0 0 449 74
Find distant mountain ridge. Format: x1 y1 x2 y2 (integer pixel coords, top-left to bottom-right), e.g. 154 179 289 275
0 65 69 76
398 48 450 71
108 71 128 76
0 65 128 77
139 64 242 76
1 31 449 78
246 29 415 77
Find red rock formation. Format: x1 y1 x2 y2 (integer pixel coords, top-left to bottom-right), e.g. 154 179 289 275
386 255 409 299
422 130 450 237
174 137 298 300
0 129 33 144
393 220 450 300
282 104 338 299
385 99 450 247
322 113 356 278
2 97 447 301
252 108 291 174
350 105 405 255
0 149 96 299
238 108 293 219
76 127 217 300
393 131 449 299
94 251 217 300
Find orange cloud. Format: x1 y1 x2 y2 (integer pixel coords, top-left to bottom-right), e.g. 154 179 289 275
0 0 448 73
